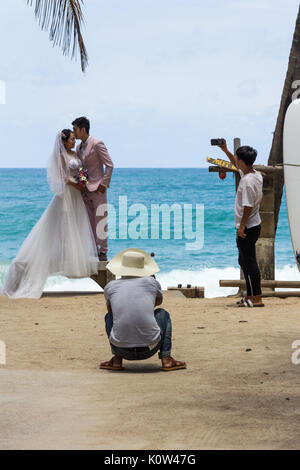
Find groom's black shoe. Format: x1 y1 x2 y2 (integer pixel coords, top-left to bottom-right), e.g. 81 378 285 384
98 252 107 261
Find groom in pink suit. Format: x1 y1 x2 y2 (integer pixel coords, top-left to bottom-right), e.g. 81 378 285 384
72 117 114 261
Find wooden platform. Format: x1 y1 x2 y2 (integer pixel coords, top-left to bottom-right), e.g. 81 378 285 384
220 279 300 298
220 280 300 288
167 286 204 298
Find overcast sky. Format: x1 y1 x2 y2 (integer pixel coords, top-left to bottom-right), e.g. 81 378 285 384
0 0 299 168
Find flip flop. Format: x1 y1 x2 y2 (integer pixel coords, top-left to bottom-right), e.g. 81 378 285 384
161 357 187 372
99 358 124 371
236 298 264 308
236 297 251 307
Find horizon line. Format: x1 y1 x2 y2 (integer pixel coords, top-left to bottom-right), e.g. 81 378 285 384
0 166 211 170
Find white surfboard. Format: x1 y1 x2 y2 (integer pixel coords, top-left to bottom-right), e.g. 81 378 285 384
283 98 300 269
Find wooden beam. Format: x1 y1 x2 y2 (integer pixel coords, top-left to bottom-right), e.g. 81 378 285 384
208 165 283 173
261 291 300 298
167 286 204 298
220 280 300 288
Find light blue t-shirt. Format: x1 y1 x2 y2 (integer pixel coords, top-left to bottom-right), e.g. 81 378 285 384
104 276 162 348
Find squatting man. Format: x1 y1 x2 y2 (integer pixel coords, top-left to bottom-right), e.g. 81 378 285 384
100 248 186 372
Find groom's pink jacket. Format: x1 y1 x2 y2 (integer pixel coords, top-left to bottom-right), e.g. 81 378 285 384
76 136 114 192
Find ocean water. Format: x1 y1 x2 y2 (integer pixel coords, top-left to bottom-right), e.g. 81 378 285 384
0 168 299 297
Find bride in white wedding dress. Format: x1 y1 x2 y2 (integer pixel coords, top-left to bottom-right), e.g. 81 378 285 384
2 130 99 298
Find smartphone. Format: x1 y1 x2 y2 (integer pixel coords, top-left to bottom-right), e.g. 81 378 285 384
211 138 226 146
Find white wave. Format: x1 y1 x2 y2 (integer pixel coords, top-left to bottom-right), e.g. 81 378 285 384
1 263 300 298
274 264 300 291
157 264 300 298
43 275 102 293
44 268 240 298
156 267 240 298
0 264 102 294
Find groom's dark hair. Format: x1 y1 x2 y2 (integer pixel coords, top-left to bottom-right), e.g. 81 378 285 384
72 116 90 134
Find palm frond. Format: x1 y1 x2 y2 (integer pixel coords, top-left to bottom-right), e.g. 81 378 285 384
26 0 88 72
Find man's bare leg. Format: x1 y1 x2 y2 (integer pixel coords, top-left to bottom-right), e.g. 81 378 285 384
100 355 123 370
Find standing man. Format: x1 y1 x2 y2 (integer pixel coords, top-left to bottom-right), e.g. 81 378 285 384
72 116 114 261
218 141 264 307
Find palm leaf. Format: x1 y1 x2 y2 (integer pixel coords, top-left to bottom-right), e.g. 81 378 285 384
26 0 88 72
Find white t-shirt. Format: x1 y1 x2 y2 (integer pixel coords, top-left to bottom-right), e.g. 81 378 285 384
235 169 263 229
104 276 162 348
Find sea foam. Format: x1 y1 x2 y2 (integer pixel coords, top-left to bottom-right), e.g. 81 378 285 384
0 264 298 299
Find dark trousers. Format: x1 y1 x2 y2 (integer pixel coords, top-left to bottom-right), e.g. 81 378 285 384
104 308 172 360
236 224 262 297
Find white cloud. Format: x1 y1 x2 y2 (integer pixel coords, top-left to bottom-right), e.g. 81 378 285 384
0 0 299 167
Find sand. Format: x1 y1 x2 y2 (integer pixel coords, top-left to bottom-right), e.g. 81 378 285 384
0 290 300 450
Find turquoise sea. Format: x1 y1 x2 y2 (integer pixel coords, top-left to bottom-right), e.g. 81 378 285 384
0 168 299 297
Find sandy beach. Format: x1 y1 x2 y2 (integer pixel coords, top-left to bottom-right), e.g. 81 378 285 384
0 290 300 450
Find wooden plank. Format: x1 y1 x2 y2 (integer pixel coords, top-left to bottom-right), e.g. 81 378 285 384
261 291 300 298
209 165 283 173
167 286 204 298
220 280 300 288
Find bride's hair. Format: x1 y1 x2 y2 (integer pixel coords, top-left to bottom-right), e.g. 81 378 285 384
61 129 73 142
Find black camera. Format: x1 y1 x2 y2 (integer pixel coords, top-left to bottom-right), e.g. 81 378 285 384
210 138 226 146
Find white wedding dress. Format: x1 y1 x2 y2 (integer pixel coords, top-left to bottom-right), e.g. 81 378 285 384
1 133 99 298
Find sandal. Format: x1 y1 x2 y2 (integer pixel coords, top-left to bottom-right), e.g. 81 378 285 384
236 297 264 308
161 357 187 372
99 357 124 371
236 297 252 307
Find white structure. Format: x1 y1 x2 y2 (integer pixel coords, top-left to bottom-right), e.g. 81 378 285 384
0 340 6 365
0 80 6 104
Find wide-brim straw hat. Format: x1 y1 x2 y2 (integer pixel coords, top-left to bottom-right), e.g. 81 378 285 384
106 248 159 277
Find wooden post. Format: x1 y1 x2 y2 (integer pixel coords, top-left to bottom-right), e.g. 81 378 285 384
233 137 241 192
90 261 116 289
256 171 275 283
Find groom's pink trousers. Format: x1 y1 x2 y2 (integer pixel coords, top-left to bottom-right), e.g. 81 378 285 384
82 190 108 254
